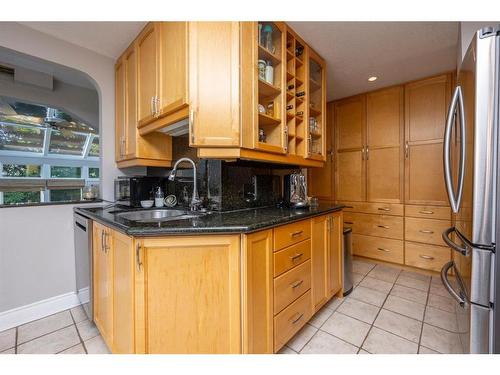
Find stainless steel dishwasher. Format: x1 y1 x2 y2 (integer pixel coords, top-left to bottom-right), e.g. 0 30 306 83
74 211 93 321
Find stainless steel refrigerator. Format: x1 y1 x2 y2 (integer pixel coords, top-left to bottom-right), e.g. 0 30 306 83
441 25 499 354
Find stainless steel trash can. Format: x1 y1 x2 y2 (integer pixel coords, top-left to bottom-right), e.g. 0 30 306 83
343 227 354 296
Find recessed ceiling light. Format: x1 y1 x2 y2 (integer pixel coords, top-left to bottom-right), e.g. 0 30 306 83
368 76 378 82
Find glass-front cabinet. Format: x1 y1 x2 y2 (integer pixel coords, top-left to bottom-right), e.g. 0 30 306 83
256 22 286 154
306 48 326 160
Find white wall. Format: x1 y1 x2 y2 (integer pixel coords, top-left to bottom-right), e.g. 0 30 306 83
0 22 122 319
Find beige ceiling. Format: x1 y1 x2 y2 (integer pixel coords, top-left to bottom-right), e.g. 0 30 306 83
288 22 459 100
19 21 459 101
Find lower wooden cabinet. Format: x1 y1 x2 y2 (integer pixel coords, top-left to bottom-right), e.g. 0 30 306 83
92 211 343 354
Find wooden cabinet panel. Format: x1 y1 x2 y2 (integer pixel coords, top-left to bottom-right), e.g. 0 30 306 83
336 150 365 202
273 260 311 314
335 96 365 150
189 22 240 146
137 23 158 126
405 74 451 142
311 215 329 311
141 235 241 353
405 217 450 246
366 147 402 203
274 239 311 277
366 86 403 147
158 22 188 116
111 230 135 354
339 201 404 216
92 223 113 348
274 219 311 251
344 212 403 240
352 234 404 264
405 205 451 220
405 142 448 205
328 212 343 297
242 230 273 354
274 290 312 352
405 241 451 272
308 102 334 200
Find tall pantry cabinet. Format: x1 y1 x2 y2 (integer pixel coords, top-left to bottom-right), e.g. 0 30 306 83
325 73 453 272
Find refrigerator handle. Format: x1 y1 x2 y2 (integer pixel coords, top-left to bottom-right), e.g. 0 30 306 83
441 261 467 307
443 85 465 213
442 226 468 256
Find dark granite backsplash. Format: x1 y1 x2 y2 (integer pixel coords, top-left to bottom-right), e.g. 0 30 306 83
148 158 294 211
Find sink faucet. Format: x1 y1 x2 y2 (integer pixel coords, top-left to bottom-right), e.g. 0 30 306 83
168 157 201 211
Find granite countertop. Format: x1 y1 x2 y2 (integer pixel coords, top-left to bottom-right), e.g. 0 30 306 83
75 202 344 237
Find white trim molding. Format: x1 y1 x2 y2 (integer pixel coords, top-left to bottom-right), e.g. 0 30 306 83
0 291 81 332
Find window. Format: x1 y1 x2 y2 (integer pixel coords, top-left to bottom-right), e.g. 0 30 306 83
0 96 100 206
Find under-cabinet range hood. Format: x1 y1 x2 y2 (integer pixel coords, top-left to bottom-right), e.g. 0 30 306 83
156 118 189 136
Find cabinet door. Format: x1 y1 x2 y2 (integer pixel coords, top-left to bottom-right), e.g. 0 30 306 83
311 215 329 312
141 235 241 353
242 230 273 354
335 150 365 202
137 23 159 127
92 223 113 348
334 95 365 151
328 212 342 297
114 58 126 162
308 102 334 200
189 22 240 147
111 230 135 354
158 22 188 116
366 87 403 203
123 46 137 159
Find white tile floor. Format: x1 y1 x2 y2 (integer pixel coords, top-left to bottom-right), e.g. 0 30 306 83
279 259 464 354
0 258 462 355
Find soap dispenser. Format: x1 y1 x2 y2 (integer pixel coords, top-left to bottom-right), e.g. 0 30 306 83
154 186 164 208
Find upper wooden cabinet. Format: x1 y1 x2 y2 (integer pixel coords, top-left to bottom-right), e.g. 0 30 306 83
404 74 451 205
115 47 172 168
334 87 403 203
116 21 326 168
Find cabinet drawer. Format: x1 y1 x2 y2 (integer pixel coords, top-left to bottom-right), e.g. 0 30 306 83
274 260 311 314
405 241 451 272
339 201 404 216
344 212 403 240
274 240 311 277
405 205 451 220
405 217 450 246
352 234 404 264
274 290 312 352
274 220 311 251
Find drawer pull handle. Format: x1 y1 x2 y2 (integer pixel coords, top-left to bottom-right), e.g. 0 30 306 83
419 229 434 234
419 255 435 260
377 247 390 252
291 280 304 289
344 221 354 225
419 210 434 215
290 253 304 261
290 313 304 324
378 207 390 211
291 230 303 238
377 225 390 229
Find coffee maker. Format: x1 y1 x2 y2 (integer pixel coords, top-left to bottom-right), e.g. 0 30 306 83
283 171 309 208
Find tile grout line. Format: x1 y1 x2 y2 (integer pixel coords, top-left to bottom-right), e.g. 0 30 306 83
69 307 88 354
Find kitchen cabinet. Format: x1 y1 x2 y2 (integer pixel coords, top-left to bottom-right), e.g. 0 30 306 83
308 102 334 200
115 42 172 168
404 74 451 205
242 230 274 354
91 212 342 354
92 222 113 349
311 212 343 313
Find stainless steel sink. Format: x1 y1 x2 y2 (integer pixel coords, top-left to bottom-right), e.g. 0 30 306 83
116 209 205 223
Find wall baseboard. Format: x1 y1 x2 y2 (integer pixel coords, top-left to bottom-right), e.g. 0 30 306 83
0 291 83 332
